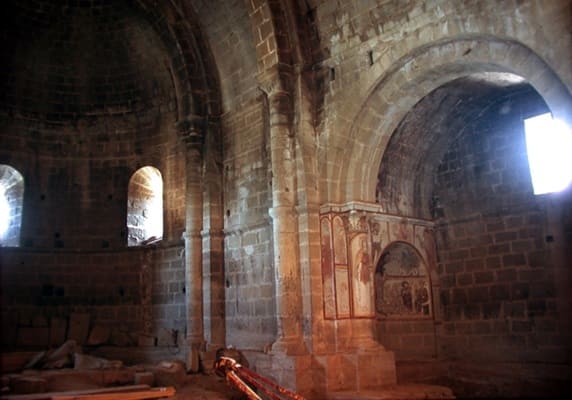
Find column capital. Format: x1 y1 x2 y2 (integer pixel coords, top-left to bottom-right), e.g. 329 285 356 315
257 63 294 98
176 115 205 148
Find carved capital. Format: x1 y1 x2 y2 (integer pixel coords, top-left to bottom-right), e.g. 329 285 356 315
176 115 205 149
257 63 294 98
345 209 369 233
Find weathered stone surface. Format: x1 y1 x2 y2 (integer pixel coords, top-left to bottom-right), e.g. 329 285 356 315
87 325 111 346
11 376 47 394
152 360 187 388
68 314 90 346
134 371 155 386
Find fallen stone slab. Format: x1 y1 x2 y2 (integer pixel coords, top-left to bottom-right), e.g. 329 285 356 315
74 353 122 370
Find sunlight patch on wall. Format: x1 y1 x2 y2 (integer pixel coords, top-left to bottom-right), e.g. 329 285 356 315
524 113 572 195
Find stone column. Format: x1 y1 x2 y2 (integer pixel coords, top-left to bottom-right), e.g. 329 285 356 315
265 78 306 355
202 118 225 350
178 119 205 372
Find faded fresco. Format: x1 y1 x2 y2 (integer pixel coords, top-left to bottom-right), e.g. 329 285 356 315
321 213 433 320
332 216 351 317
320 217 336 319
320 215 352 319
335 266 351 318
350 233 375 317
333 216 348 265
375 241 432 318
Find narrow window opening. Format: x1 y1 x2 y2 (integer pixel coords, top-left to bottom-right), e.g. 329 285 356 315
0 165 24 247
524 113 572 195
127 166 163 246
0 186 9 237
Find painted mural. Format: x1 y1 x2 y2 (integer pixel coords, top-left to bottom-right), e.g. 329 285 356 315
350 233 375 317
320 218 336 319
320 215 352 319
375 241 432 318
320 211 434 320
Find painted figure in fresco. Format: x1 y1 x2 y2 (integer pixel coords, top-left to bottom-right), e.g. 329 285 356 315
357 238 372 284
400 281 413 311
354 236 374 315
415 281 430 315
374 263 388 315
321 224 333 280
371 222 382 266
321 220 336 318
333 218 347 265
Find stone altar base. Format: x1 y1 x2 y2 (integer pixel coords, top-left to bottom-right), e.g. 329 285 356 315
248 347 397 399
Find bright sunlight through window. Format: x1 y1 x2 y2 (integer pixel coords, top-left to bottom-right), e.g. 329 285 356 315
0 186 10 237
524 113 572 195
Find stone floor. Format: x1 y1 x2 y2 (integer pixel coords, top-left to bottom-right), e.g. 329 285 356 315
169 374 456 400
1 368 456 400
0 349 456 400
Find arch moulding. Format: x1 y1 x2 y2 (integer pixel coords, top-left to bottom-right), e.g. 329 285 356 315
330 35 572 205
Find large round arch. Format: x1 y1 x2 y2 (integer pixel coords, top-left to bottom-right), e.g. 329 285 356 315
331 36 572 204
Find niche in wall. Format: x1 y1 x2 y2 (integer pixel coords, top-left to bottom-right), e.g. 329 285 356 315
375 241 432 319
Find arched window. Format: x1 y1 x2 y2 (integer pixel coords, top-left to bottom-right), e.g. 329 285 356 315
0 165 24 247
127 166 163 246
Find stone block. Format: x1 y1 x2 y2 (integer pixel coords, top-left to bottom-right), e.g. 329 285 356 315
314 354 357 392
153 360 187 388
74 353 123 370
31 315 48 327
134 371 155 386
110 330 136 347
0 352 38 373
199 349 217 373
49 317 67 347
138 334 156 347
356 348 396 390
102 368 135 386
12 376 47 394
1 312 18 347
68 313 90 345
17 327 50 348
87 324 111 346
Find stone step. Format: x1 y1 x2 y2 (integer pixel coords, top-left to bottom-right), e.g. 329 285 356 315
327 383 455 400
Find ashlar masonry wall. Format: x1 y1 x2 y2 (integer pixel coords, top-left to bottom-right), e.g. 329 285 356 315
222 96 277 350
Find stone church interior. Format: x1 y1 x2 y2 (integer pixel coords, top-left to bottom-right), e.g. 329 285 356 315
1 0 571 399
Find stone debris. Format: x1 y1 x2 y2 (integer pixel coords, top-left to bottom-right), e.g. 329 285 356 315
73 353 123 370
21 340 123 371
152 361 187 388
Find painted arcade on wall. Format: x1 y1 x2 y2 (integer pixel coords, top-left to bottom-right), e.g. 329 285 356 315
320 209 437 320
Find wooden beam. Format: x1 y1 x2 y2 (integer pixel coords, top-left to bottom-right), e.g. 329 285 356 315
1 384 153 400
52 387 176 400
